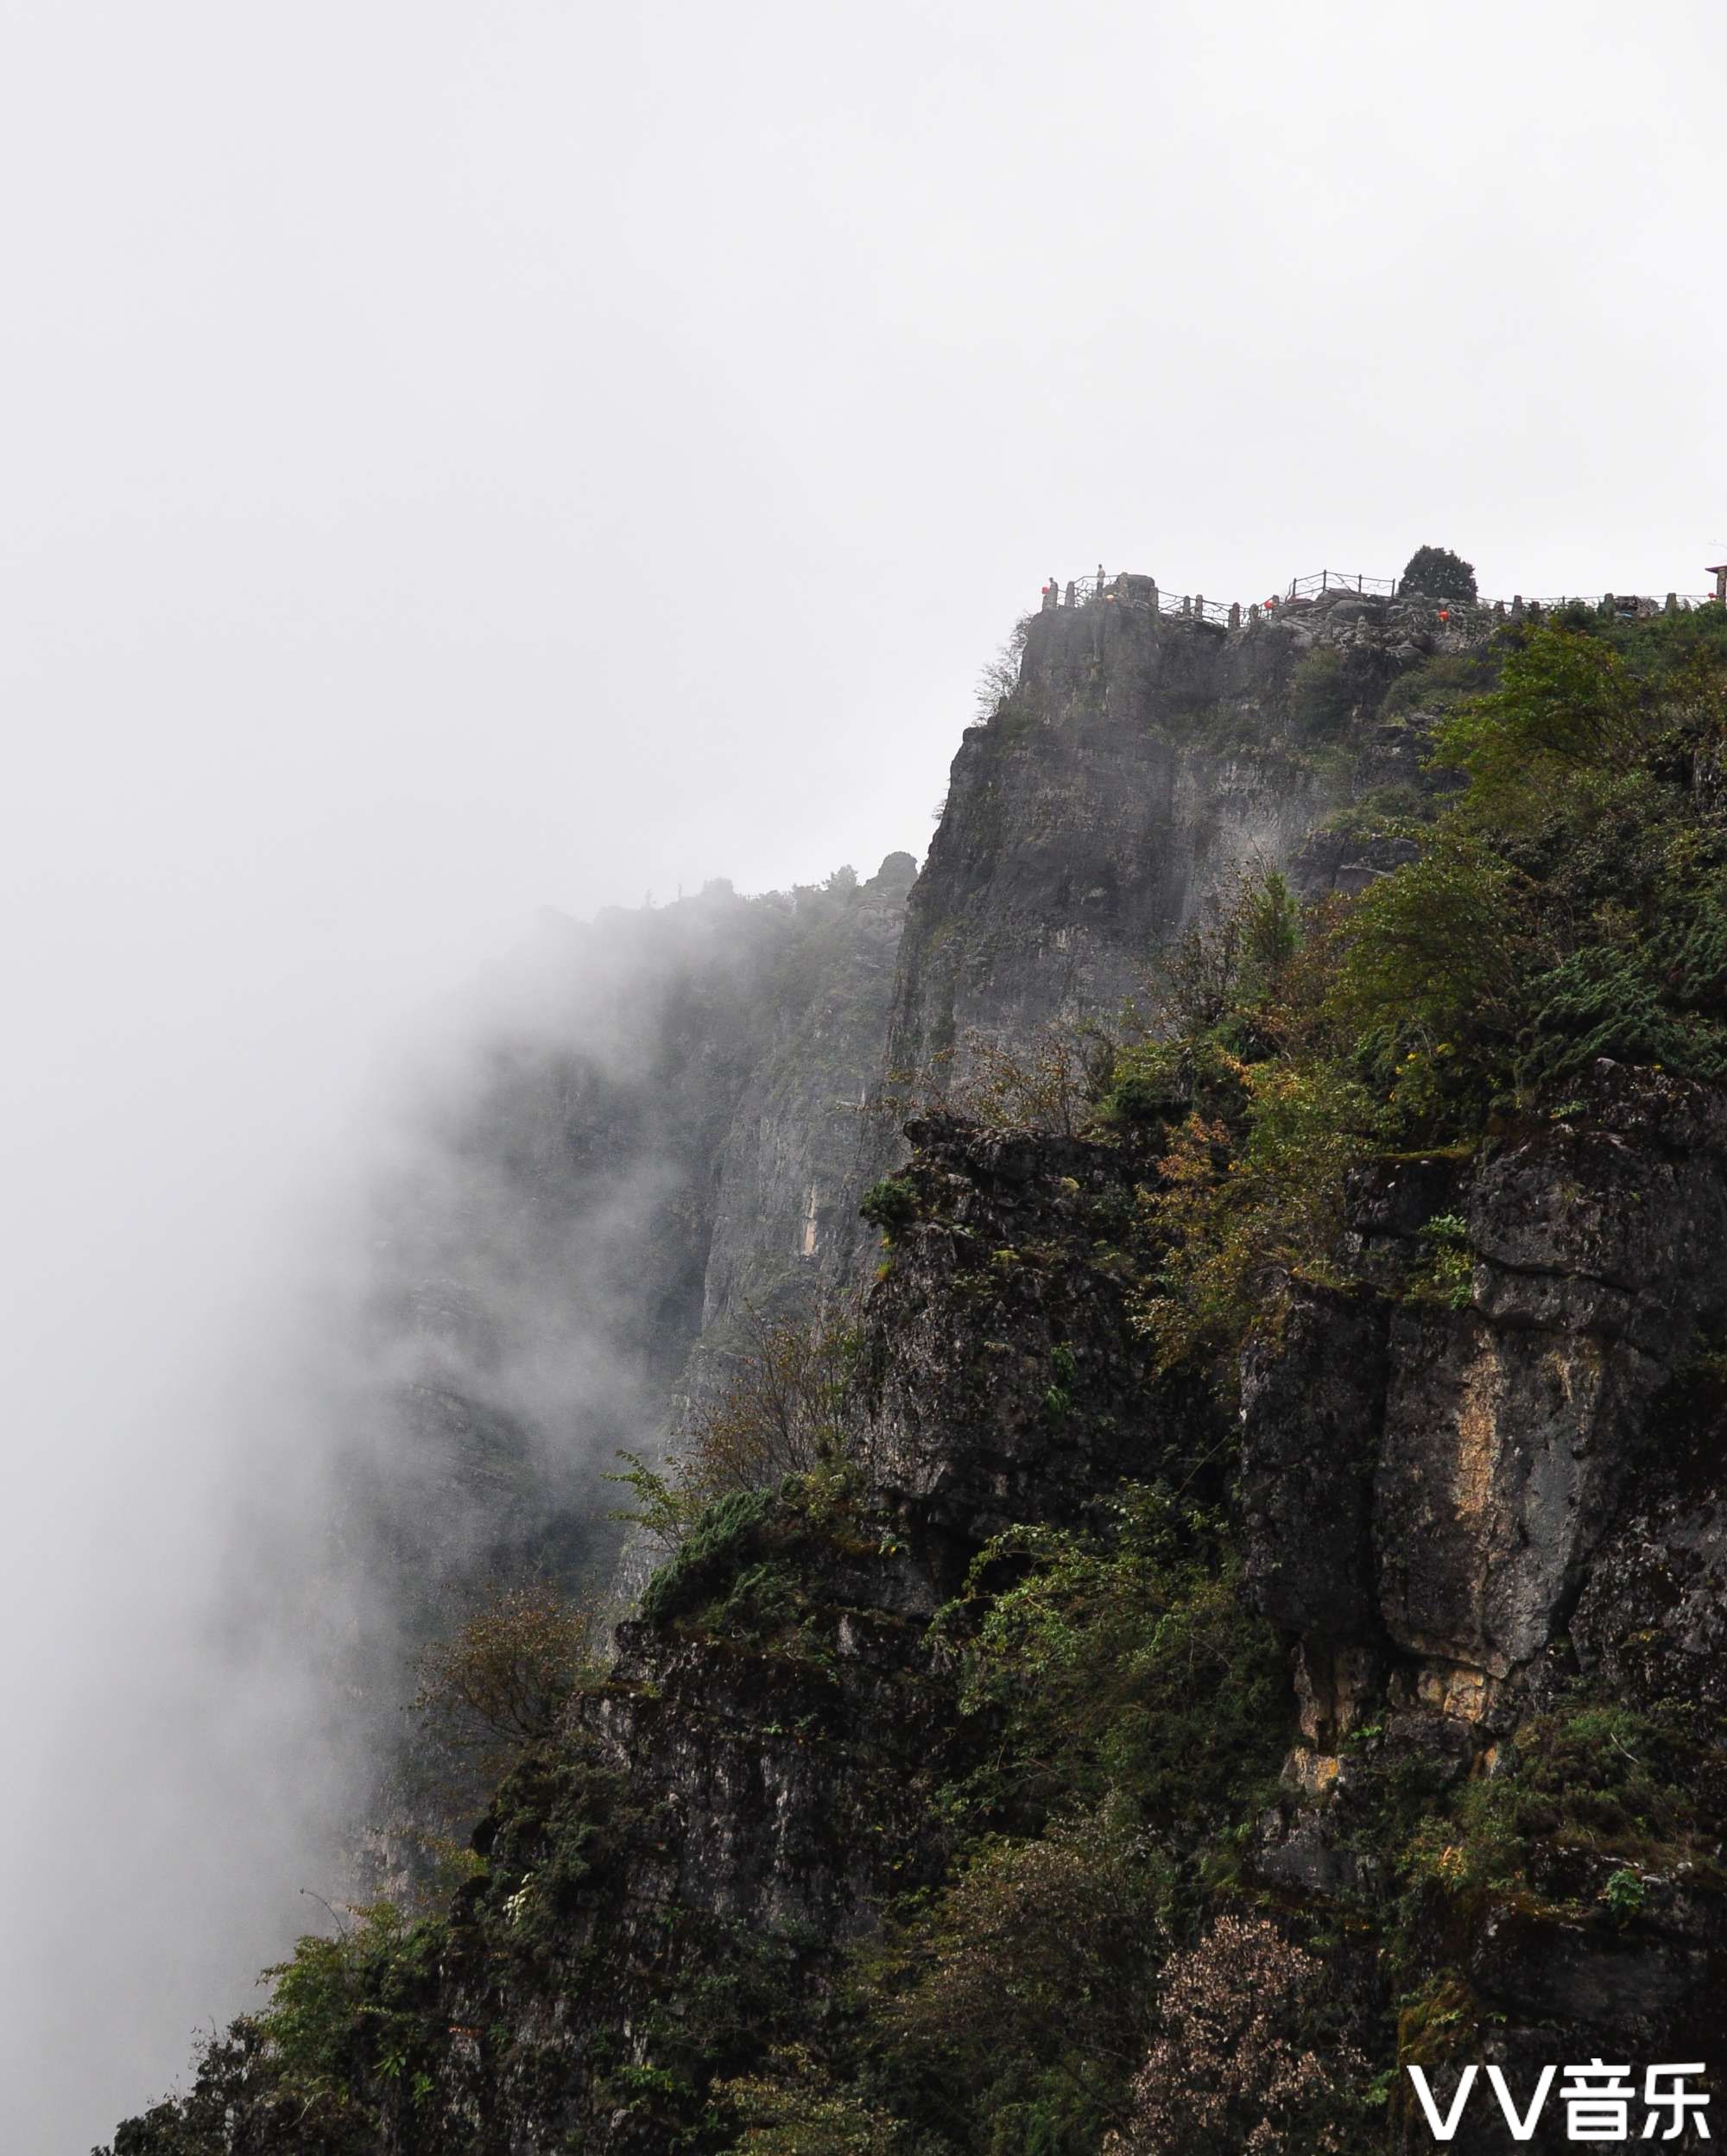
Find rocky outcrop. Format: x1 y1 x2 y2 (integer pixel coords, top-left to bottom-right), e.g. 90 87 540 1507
1241 1064 1727 2125
1242 1063 1727 1724
882 601 1325 1092
862 1113 1181 1551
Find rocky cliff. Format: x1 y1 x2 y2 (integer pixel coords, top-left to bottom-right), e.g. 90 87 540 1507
108 583 1727 2155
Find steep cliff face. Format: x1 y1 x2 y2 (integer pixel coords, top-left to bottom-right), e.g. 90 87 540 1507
691 852 916 1329
1243 1062 1727 1729
1242 1062 1727 2146
110 585 1727 2155
885 598 1317 1085
882 578 1471 1093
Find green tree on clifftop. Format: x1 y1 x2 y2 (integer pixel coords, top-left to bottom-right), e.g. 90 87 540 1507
1400 544 1477 602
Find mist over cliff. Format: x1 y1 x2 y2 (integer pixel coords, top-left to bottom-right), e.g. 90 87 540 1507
0 844 922 2150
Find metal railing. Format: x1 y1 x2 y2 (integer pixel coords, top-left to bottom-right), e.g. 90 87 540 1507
1286 570 1399 600
1047 571 1235 626
1508 592 1716 613
1041 568 1724 632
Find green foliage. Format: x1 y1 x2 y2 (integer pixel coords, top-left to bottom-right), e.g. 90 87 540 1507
718 2046 914 2153
1401 1698 1725 1907
638 1484 782 1626
952 1488 1287 1832
864 1813 1158 2156
1379 648 1500 719
256 1902 448 2128
1325 833 1528 1108
860 1174 922 1236
1409 1212 1472 1309
1288 648 1353 742
1603 1866 1648 1922
1399 544 1477 602
1521 890 1727 1086
1433 627 1645 804
1137 1057 1388 1374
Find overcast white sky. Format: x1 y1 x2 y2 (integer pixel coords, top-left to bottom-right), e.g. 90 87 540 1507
3 2 1726 2143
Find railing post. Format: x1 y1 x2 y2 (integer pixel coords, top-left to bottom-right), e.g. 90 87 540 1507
1065 580 1076 608
1228 601 1240 629
1148 579 1159 616
1195 593 1205 621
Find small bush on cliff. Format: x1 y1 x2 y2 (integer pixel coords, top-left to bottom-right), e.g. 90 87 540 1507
860 1173 921 1237
411 1578 602 1761
1137 1058 1387 1375
865 1812 1157 2156
939 1021 1120 1135
686 1302 868 1496
1288 648 1354 742
1401 1698 1726 1905
952 1488 1287 1834
255 1901 448 2130
719 2046 914 2153
1379 648 1500 719
637 1484 781 1625
615 1305 868 1556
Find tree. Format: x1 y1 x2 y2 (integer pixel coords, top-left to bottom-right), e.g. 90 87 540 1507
1400 545 1477 603
410 1580 599 1760
1105 1916 1367 2155
683 1302 865 1496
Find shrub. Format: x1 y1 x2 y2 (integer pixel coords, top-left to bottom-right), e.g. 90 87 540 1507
1324 833 1529 1116
867 1812 1160 2156
953 1488 1287 1830
1410 1213 1472 1310
1138 1058 1386 1374
942 1021 1120 1136
975 610 1034 718
684 1303 867 1497
410 1580 600 1762
1432 626 1645 802
718 2046 912 2153
1288 648 1353 742
859 1173 921 1237
1401 1699 1724 1904
1379 648 1500 720
637 1484 780 1626
1145 865 1300 1044
257 1902 448 2127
